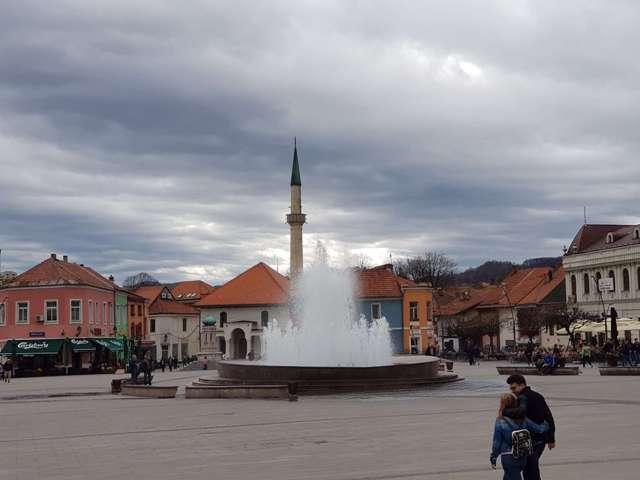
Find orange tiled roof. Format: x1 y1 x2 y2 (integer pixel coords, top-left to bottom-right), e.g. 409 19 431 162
170 280 215 301
519 266 565 304
355 264 416 299
434 285 498 316
479 267 563 308
4 257 114 291
133 285 167 302
149 298 199 315
196 263 289 307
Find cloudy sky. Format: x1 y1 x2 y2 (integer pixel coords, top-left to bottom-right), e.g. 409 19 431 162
1 1 639 284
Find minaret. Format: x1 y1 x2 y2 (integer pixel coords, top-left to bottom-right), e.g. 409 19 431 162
287 138 306 278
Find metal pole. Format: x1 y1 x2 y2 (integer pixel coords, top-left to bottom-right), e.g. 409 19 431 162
501 285 517 349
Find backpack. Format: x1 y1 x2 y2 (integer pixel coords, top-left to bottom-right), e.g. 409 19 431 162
511 427 533 459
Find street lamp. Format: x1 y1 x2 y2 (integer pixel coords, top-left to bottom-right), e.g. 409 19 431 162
500 283 517 350
591 274 608 342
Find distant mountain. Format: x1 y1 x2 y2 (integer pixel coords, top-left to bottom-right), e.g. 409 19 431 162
453 261 516 286
453 257 562 286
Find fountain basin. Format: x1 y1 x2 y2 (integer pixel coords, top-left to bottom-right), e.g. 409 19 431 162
214 356 460 394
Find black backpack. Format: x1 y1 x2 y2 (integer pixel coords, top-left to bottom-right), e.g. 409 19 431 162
509 421 533 459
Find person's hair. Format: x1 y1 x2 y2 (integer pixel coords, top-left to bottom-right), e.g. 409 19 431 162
498 393 518 419
506 374 527 386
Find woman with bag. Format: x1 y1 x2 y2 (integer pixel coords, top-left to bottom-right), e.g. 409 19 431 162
490 393 549 479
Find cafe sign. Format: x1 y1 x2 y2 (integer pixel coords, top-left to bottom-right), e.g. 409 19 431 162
17 341 49 350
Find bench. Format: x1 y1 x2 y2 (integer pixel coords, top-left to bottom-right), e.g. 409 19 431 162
599 367 640 376
496 366 580 376
185 384 293 400
120 384 178 398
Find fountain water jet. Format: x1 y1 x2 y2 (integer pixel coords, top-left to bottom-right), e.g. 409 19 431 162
262 265 393 366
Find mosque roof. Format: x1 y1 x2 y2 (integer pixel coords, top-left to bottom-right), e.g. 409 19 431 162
196 262 289 307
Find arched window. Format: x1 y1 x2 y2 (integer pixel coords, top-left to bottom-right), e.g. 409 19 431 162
261 310 269 328
595 272 602 292
570 275 577 297
608 270 616 291
220 311 227 328
623 268 630 291
583 274 590 295
637 268 640 291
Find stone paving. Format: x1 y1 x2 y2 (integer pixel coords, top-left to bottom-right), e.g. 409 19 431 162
1 362 639 479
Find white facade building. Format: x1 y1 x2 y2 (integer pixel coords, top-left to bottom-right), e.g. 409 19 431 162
563 224 640 322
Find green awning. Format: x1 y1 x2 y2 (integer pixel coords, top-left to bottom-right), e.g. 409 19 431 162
69 338 96 353
2 339 65 356
92 338 124 352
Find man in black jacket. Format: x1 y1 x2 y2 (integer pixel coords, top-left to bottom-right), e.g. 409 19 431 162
503 374 556 480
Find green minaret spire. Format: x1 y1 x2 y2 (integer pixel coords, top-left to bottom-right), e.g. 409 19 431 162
291 137 301 186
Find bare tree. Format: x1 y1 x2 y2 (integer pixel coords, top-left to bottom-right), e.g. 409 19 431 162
517 306 546 341
352 252 372 269
545 305 600 346
123 272 160 289
394 251 457 288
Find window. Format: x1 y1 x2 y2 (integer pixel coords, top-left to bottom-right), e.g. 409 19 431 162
608 270 616 291
570 275 577 297
150 318 156 333
634 228 640 240
261 310 269 328
16 302 29 324
45 300 58 324
89 301 93 324
623 268 630 291
583 274 590 295
182 318 187 332
409 302 418 321
137 305 142 316
103 303 107 324
371 303 381 320
130 304 135 316
220 311 227 327
595 272 602 292
109 303 113 324
0 303 4 326
161 290 170 300
70 300 82 324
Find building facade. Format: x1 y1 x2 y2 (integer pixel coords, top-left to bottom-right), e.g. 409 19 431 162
563 224 640 321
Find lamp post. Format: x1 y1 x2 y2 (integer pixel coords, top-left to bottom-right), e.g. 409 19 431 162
500 283 517 350
591 275 608 342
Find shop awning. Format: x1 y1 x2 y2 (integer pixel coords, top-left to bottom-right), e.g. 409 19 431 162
69 338 96 353
92 338 124 352
1 339 65 356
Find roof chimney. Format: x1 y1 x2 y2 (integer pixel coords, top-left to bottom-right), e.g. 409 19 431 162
50 253 57 260
109 275 114 282
547 270 553 282
63 255 68 263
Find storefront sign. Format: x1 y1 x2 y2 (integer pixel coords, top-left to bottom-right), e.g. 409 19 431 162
29 332 45 337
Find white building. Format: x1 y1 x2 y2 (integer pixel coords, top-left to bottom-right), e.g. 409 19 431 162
563 224 640 322
196 263 290 360
133 286 200 361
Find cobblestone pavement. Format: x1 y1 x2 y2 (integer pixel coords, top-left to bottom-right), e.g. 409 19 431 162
1 362 639 480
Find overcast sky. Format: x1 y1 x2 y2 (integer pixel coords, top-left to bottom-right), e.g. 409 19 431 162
1 1 639 284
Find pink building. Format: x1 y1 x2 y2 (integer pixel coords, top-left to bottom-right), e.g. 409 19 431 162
0 254 119 374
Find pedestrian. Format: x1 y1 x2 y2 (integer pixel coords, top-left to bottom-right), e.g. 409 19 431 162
142 357 152 385
490 393 549 479
168 357 173 372
3 358 13 383
503 375 556 480
525 342 534 366
160 358 166 372
129 355 138 384
173 357 178 370
466 344 475 366
581 343 593 368
633 339 640 366
203 356 208 370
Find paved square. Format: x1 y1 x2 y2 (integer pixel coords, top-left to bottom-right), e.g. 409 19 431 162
1 363 639 480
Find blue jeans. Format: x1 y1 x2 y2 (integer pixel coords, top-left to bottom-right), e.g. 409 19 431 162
501 454 526 480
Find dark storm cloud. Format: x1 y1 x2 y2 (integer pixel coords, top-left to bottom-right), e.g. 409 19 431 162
1 1 639 283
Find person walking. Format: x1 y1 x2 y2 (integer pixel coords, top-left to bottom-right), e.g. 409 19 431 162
160 358 166 372
503 375 556 480
128 355 138 384
490 393 549 479
3 358 13 383
580 343 593 368
168 357 173 372
142 357 152 385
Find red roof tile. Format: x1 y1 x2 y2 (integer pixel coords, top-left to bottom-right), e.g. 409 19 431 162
566 224 638 255
196 263 289 307
519 266 565 305
4 257 114 290
133 285 167 302
479 267 564 308
149 298 199 315
355 264 416 299
170 280 215 301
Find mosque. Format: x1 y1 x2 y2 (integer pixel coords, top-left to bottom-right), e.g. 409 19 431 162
196 142 434 359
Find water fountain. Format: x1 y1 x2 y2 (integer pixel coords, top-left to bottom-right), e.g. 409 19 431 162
213 265 459 394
